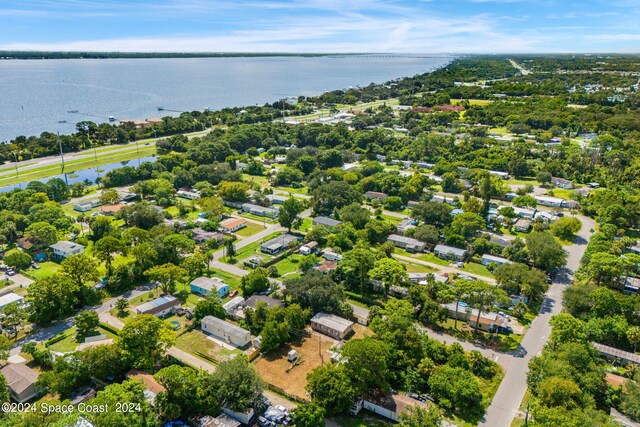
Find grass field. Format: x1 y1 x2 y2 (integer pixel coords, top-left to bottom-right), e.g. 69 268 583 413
402 262 436 273
47 326 118 353
175 329 242 363
462 262 495 279
235 222 267 238
272 254 303 276
22 262 61 280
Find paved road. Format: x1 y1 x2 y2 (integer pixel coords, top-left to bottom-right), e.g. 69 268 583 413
0 273 34 296
479 214 595 427
0 128 211 178
9 283 155 356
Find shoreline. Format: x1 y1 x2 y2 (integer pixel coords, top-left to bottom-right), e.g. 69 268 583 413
1 55 454 142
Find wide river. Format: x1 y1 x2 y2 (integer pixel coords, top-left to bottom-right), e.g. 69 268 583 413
0 55 452 142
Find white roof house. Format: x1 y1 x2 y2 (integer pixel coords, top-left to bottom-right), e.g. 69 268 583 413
0 293 24 310
50 241 85 259
201 316 251 348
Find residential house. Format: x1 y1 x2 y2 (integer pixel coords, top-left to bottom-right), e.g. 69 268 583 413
126 370 166 405
312 216 342 229
623 276 640 294
434 244 468 261
135 295 180 317
190 277 230 298
534 211 555 222
442 302 508 333
450 208 464 216
0 364 39 403
481 254 513 267
176 188 201 200
396 218 416 234
50 241 85 260
552 177 574 190
311 312 354 339
387 234 426 253
430 194 458 206
222 297 245 317
352 393 430 422
350 304 370 326
73 201 100 212
364 191 388 200
299 241 318 255
201 316 251 348
260 233 300 255
100 203 126 215
265 194 288 205
191 228 225 245
193 415 241 427
535 195 565 208
17 237 37 251
514 218 532 232
593 342 640 366
322 248 343 262
219 218 247 233
416 162 435 169
0 293 24 311
488 170 510 180
241 203 279 218
342 163 358 171
510 207 536 219
313 259 338 274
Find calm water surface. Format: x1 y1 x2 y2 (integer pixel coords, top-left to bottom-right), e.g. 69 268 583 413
0 55 452 142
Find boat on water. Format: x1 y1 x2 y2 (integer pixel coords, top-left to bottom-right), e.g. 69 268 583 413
58 120 67 123
67 110 79 113
157 107 164 111
108 116 116 122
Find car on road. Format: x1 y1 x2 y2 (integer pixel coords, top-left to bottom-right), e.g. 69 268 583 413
6 268 15 276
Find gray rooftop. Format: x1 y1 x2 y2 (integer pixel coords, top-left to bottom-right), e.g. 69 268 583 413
313 216 342 227
311 312 354 333
201 316 250 336
261 233 299 250
191 276 227 292
434 244 468 257
388 234 424 246
50 240 85 252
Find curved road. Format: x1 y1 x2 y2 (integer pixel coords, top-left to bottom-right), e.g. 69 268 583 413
480 214 595 426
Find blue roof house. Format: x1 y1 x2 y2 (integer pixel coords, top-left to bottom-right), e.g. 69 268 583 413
190 277 230 298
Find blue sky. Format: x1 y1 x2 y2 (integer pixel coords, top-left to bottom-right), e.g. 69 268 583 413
1 0 639 53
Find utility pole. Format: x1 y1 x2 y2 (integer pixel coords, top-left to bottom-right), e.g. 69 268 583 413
12 151 19 177
57 132 66 174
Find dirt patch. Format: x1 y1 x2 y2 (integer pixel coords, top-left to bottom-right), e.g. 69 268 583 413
254 331 337 401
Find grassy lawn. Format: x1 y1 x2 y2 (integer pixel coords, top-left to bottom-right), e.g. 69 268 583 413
394 248 451 266
175 329 242 363
462 262 495 279
273 254 303 276
402 262 436 273
23 262 61 280
239 212 277 224
235 222 267 238
229 232 281 262
271 185 308 196
298 218 313 233
548 188 574 200
46 326 118 353
379 214 403 225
